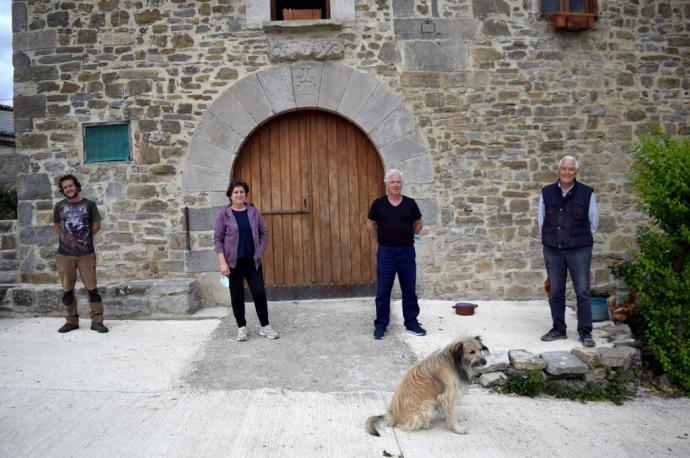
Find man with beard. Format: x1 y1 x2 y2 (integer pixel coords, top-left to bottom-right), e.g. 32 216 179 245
53 174 108 333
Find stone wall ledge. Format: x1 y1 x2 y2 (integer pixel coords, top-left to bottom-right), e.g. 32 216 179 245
0 278 201 318
476 336 642 398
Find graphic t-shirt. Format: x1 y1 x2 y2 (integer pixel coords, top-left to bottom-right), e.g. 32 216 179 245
52 198 101 256
367 195 422 246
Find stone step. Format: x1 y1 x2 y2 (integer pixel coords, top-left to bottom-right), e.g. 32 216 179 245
0 270 18 283
0 278 200 318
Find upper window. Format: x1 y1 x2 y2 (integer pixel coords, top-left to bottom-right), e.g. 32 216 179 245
83 123 131 163
542 0 597 31
272 0 330 20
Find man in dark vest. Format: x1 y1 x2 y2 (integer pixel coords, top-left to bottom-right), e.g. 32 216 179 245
539 156 599 347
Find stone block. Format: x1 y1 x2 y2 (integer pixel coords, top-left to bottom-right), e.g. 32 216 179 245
107 296 151 317
318 63 352 112
134 9 161 24
257 65 296 114
185 206 223 231
47 11 69 27
379 42 401 63
15 65 59 82
183 163 229 193
369 105 417 147
572 347 599 368
541 351 589 377
186 249 217 272
393 0 414 17
353 85 399 133
14 95 46 119
472 0 510 17
476 350 510 373
187 137 232 170
19 226 57 246
13 30 57 52
416 198 438 225
128 79 153 96
338 70 378 120
584 367 607 382
12 2 27 33
394 19 475 40
148 278 200 315
483 20 511 36
394 155 434 185
479 371 506 387
597 346 638 368
292 62 324 108
508 349 547 370
380 130 427 164
207 92 257 138
194 114 242 152
402 40 466 72
16 201 31 227
17 174 51 200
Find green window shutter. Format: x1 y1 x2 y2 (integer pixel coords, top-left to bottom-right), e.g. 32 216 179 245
84 123 130 163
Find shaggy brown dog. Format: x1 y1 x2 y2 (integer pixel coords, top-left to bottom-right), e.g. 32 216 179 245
366 336 489 436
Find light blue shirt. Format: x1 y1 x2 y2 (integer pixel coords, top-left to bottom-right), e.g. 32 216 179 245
538 182 599 234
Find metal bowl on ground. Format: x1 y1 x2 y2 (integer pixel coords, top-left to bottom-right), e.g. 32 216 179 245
453 302 478 316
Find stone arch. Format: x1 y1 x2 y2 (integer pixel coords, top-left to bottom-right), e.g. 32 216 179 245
184 62 437 223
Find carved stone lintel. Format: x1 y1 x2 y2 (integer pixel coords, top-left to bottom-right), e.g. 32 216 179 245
268 37 344 62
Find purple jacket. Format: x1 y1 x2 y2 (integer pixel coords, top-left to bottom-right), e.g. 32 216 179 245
213 204 269 269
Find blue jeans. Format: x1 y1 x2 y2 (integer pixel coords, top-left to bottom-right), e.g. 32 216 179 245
374 245 420 330
543 245 592 335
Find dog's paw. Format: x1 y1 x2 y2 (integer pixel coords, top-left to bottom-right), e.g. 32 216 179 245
450 423 467 435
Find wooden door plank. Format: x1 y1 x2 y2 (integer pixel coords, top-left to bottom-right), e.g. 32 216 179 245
318 112 333 284
336 119 352 284
269 121 284 285
346 123 362 284
298 113 315 285
326 115 341 284
258 128 275 285
308 112 324 284
288 114 305 285
279 117 295 285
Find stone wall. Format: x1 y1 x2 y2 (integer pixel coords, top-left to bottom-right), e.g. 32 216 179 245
11 0 690 299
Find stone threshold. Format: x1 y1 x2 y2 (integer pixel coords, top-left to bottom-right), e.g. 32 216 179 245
0 278 200 318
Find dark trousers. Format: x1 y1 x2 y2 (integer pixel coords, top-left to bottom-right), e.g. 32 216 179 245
543 245 593 335
229 257 269 328
374 245 420 330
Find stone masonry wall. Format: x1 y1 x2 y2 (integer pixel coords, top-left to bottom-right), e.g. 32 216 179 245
12 0 690 299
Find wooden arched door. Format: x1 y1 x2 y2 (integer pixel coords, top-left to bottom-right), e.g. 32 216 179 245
233 110 385 299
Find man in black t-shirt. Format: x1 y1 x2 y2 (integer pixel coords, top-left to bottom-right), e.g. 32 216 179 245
367 169 426 339
53 174 108 334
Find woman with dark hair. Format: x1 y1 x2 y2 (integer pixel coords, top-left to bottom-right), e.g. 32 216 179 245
213 179 278 341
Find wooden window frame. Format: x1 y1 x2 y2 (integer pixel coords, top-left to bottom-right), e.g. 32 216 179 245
271 0 330 21
83 122 132 164
542 0 598 31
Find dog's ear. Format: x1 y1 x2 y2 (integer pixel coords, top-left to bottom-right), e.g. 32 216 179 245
451 340 464 361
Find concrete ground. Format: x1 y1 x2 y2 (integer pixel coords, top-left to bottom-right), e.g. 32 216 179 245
1 299 688 458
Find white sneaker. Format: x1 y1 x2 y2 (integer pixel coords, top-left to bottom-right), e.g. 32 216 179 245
237 326 248 342
259 325 279 339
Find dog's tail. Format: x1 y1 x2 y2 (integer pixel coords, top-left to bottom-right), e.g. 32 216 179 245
365 415 385 437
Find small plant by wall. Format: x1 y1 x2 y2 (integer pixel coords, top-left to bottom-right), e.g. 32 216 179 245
500 369 632 405
611 127 690 393
0 185 17 220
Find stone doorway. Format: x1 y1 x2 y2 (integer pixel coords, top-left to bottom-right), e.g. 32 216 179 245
232 110 384 299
